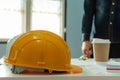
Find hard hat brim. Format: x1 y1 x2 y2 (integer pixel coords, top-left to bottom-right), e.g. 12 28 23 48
70 64 83 74
11 64 83 74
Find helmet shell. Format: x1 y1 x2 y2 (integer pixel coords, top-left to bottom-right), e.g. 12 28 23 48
5 30 71 73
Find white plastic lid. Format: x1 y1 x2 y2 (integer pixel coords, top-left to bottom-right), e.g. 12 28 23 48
92 38 111 44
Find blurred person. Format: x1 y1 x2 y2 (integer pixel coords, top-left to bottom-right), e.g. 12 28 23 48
81 0 120 58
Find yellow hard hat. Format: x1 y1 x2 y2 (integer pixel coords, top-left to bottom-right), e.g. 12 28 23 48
5 30 82 74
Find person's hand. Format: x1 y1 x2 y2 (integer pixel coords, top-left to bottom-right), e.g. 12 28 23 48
81 41 93 58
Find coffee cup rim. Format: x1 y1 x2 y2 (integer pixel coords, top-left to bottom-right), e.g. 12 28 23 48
92 38 111 44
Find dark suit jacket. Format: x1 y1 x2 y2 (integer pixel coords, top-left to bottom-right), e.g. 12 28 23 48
82 0 120 43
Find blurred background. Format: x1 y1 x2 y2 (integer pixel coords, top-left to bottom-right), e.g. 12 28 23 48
0 0 84 58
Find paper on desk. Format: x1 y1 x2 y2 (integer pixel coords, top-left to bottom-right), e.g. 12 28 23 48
106 59 120 71
107 59 120 67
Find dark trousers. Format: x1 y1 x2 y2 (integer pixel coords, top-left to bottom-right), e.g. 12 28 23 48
109 43 120 58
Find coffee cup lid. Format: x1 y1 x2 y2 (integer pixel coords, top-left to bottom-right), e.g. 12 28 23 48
92 38 111 43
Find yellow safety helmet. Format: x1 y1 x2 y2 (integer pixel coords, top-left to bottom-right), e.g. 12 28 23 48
5 30 82 74
5 30 71 73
